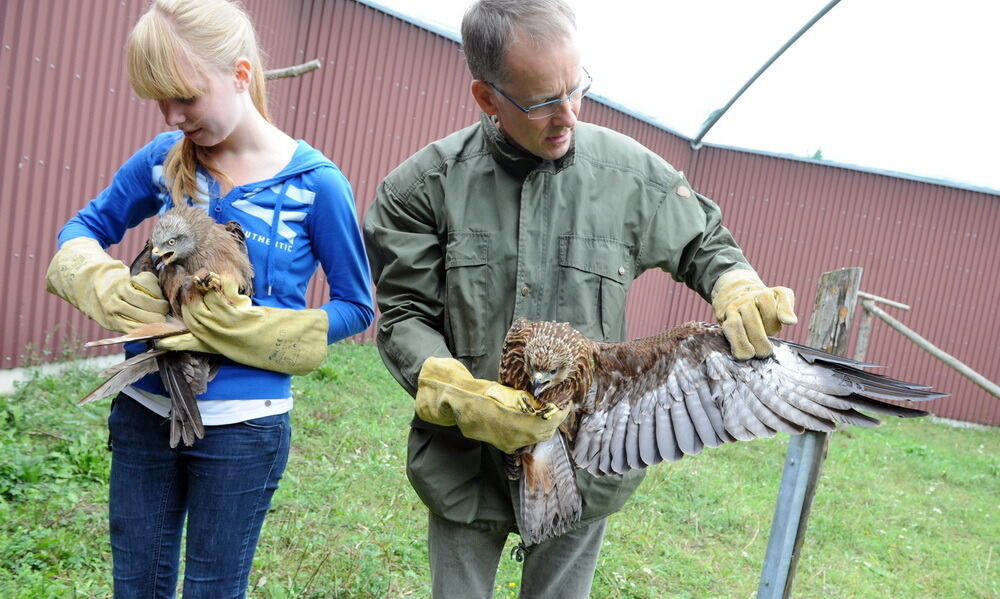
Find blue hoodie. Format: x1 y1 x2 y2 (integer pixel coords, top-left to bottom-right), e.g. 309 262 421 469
59 131 374 400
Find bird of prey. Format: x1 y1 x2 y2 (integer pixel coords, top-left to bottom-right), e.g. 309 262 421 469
80 204 254 447
497 318 946 546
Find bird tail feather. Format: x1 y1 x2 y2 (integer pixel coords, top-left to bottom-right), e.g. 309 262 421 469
157 353 205 448
518 433 582 546
77 349 167 406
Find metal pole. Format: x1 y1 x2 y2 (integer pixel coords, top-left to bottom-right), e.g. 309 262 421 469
691 0 843 149
757 431 828 598
757 267 863 598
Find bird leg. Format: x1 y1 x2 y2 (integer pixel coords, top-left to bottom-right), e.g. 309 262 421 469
513 393 560 419
178 270 237 307
191 270 223 294
537 402 563 420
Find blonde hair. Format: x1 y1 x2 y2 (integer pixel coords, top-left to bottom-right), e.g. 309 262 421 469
126 0 269 203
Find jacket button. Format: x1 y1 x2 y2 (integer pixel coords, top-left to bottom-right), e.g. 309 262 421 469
520 286 530 296
618 266 626 276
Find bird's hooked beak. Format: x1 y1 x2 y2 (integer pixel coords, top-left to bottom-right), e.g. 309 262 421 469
150 246 175 271
532 373 552 396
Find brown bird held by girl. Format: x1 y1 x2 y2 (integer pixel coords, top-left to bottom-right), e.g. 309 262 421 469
80 204 254 447
497 318 946 546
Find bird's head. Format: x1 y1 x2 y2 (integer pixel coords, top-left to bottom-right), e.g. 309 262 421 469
522 322 587 397
149 212 196 271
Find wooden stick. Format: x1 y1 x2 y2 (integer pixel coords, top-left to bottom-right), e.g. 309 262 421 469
264 59 321 80
863 300 999 398
857 290 911 311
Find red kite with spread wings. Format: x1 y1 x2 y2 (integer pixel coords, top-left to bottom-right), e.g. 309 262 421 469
498 318 946 546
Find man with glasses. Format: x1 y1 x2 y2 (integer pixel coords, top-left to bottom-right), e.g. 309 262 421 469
364 1 796 596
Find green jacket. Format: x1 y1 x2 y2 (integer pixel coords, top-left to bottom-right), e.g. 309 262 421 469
364 114 751 533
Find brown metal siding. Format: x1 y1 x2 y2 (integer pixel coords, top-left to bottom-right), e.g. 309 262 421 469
3 0 997 425
2 0 155 370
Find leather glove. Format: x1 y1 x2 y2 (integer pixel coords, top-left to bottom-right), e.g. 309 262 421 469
711 269 797 360
415 356 569 453
157 276 328 375
45 237 169 333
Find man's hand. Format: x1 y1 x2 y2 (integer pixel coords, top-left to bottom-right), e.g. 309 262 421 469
46 237 169 333
415 356 569 453
158 275 328 375
711 269 797 360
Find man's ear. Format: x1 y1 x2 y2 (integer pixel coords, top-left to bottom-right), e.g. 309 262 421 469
234 57 252 92
470 80 500 116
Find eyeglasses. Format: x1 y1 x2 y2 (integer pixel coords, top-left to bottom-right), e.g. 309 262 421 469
488 68 592 120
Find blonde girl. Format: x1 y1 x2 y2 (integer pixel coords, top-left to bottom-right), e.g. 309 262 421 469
44 1 373 596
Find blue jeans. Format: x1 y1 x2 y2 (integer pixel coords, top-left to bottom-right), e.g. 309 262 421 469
108 394 290 599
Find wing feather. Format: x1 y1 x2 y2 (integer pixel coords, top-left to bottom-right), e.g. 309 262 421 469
751 377 837 432
625 409 642 471
636 392 660 466
697 382 733 444
568 322 942 477
599 399 630 475
739 385 796 436
653 388 681 463
685 385 722 448
669 396 701 456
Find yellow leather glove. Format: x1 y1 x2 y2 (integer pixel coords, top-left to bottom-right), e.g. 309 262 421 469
157 277 328 375
711 269 797 360
45 237 169 333
415 357 569 453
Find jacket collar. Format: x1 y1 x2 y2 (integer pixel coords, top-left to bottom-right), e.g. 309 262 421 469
479 113 576 180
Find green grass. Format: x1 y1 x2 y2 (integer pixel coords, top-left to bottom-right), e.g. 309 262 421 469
1 342 997 598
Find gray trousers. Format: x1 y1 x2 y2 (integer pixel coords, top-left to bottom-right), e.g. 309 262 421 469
427 511 607 599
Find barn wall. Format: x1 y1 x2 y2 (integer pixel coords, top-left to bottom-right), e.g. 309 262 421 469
2 0 996 424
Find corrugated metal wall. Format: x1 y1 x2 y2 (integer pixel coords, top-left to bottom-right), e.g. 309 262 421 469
2 0 997 425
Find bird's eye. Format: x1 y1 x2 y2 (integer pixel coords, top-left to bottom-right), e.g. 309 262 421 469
550 368 558 375
167 239 176 246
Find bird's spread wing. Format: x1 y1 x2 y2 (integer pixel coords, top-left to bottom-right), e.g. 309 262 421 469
571 322 945 477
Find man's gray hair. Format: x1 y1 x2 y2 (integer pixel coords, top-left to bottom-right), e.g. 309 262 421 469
461 0 576 83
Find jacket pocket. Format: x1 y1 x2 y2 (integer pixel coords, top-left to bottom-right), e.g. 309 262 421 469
557 235 632 341
444 231 492 357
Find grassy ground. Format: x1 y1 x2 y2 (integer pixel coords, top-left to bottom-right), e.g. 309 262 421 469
0 342 996 598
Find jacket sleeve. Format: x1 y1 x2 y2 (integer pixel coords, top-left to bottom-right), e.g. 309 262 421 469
637 171 752 301
57 136 168 249
363 178 452 396
308 166 375 343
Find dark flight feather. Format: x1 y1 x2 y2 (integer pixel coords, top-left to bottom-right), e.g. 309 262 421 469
498 318 946 546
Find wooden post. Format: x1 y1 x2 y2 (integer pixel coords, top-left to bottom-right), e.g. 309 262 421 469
758 267 863 598
854 290 910 363
853 307 874 363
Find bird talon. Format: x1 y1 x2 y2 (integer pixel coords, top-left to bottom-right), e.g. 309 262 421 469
539 402 560 420
193 271 223 293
